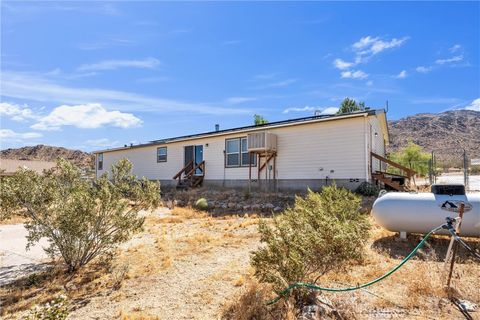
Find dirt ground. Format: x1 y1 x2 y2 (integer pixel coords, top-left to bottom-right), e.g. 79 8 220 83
1 207 479 320
69 209 261 319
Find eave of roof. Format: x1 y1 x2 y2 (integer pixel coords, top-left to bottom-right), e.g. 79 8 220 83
93 109 384 154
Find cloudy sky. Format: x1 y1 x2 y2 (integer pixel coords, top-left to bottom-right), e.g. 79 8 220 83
1 1 479 151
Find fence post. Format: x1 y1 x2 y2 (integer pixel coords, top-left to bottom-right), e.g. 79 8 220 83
463 150 469 190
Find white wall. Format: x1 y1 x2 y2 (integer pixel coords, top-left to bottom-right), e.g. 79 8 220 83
368 116 386 173
96 115 387 182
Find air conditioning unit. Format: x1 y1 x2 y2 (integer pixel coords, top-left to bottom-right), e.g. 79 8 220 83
247 132 277 152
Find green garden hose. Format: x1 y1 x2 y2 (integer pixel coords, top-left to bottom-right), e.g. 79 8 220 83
267 224 445 305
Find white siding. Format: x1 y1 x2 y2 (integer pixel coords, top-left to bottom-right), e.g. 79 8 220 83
368 116 386 172
96 115 387 182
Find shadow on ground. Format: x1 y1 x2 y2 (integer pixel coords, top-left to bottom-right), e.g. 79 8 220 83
372 234 480 263
0 262 52 287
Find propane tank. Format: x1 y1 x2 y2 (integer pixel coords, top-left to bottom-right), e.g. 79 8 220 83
372 184 480 237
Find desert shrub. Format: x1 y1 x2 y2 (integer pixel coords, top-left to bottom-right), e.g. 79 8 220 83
355 182 380 197
251 185 370 293
23 295 69 320
195 198 209 210
0 158 160 272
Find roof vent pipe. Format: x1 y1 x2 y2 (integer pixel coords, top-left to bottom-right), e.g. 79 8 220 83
215 124 220 132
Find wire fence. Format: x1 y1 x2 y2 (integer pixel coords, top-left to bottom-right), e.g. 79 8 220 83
429 150 479 192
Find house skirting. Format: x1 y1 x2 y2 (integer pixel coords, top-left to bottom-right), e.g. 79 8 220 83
160 179 365 191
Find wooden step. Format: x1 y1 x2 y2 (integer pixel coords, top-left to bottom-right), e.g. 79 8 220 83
372 173 406 192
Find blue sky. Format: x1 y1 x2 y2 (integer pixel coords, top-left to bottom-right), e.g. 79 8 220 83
1 1 479 151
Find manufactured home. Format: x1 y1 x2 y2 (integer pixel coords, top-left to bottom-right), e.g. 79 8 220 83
94 109 397 191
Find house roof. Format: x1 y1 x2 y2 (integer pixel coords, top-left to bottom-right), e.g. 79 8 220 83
0 159 57 176
94 109 387 154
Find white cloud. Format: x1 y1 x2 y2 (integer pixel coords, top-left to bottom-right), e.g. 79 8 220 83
0 129 42 141
352 36 408 57
264 79 298 88
31 103 142 131
0 102 37 121
464 98 480 112
253 73 278 80
1 71 249 115
395 70 408 79
282 106 316 114
77 58 160 72
435 55 463 65
340 70 368 79
255 78 298 89
282 106 339 115
222 40 242 46
85 138 120 148
416 66 432 73
366 80 373 86
333 35 407 79
411 97 461 104
316 107 339 115
449 44 461 53
333 59 354 70
225 97 257 104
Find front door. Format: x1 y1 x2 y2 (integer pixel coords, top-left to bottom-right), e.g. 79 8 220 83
184 145 203 175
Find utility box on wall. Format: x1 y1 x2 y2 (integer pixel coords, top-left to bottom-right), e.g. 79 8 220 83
247 132 277 153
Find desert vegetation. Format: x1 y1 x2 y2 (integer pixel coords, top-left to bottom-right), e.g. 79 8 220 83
0 158 160 272
0 171 478 319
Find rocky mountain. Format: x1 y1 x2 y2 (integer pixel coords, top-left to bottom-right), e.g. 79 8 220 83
0 145 94 170
388 109 479 165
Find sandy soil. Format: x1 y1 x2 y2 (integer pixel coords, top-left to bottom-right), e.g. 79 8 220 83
69 211 260 319
0 224 50 287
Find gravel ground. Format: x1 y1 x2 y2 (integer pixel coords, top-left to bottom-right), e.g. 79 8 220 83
69 212 260 319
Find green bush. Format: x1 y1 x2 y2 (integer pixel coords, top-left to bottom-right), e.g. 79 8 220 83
0 158 160 272
195 198 209 210
355 182 380 196
251 185 370 293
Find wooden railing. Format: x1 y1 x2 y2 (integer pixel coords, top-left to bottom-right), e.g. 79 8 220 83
173 160 193 182
187 160 205 177
173 160 205 187
370 152 416 178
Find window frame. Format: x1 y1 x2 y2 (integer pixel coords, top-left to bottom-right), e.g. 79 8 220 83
157 146 167 163
225 138 240 167
97 153 103 170
224 137 257 168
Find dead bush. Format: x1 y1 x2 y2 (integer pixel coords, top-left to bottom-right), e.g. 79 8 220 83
222 281 285 320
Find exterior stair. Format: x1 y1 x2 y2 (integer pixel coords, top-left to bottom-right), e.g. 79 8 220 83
372 172 407 191
370 152 416 192
173 161 205 189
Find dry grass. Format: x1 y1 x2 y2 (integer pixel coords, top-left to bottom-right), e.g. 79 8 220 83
171 206 206 219
118 310 161 320
3 208 478 320
0 262 118 317
0 214 26 225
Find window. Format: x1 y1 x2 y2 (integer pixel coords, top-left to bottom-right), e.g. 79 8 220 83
97 153 103 170
226 139 240 166
157 147 167 162
225 137 256 167
241 137 256 166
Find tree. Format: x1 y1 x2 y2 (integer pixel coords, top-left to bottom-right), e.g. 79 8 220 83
254 114 269 125
389 141 431 177
251 185 370 294
0 158 160 272
336 97 368 115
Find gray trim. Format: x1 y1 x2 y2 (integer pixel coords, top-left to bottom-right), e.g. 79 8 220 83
158 179 365 191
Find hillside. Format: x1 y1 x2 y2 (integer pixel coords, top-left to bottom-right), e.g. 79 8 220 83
0 145 94 170
388 109 479 164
